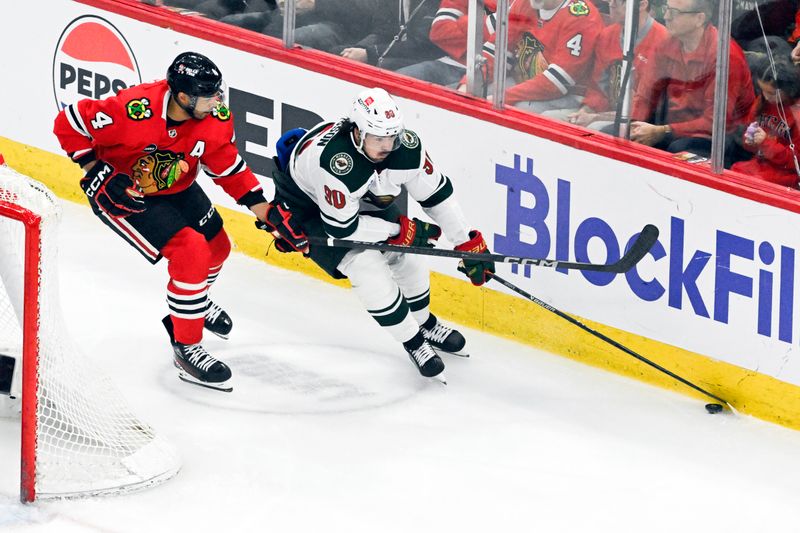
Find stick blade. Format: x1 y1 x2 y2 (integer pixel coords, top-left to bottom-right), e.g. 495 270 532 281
610 224 660 273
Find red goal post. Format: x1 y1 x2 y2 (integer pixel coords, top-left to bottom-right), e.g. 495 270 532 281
0 161 180 502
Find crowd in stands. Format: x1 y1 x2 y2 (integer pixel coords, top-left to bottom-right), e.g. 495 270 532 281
144 0 800 188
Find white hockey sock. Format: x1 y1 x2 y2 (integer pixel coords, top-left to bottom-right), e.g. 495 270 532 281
386 251 431 327
339 249 420 343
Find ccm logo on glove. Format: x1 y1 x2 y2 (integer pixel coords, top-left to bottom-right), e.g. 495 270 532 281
85 163 114 197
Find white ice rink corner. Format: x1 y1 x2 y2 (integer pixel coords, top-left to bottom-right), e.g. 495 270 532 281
1 200 800 532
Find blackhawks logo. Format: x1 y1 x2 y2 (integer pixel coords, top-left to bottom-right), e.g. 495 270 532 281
515 32 548 82
132 149 189 193
126 98 152 120
569 0 590 16
211 103 231 121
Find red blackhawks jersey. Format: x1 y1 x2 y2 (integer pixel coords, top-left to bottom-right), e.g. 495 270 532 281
430 0 498 65
53 79 261 202
480 0 603 105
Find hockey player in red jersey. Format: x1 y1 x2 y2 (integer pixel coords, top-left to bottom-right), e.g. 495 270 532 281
53 52 307 392
458 0 603 114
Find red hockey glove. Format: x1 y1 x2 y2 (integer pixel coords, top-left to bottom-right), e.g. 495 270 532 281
455 230 495 286
387 216 441 248
257 200 309 254
80 160 145 218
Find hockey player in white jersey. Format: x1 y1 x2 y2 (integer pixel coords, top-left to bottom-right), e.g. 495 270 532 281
264 87 494 380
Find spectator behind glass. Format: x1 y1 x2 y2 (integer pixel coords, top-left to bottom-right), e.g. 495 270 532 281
396 0 498 87
333 0 444 70
629 0 754 161
261 0 382 52
729 0 795 45
541 0 669 129
731 60 800 188
458 0 604 115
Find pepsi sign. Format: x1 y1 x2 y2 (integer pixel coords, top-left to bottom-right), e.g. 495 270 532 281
52 15 141 110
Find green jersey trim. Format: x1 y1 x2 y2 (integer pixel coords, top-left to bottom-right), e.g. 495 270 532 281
418 176 454 208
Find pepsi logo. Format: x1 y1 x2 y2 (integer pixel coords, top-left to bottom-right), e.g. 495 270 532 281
53 15 141 110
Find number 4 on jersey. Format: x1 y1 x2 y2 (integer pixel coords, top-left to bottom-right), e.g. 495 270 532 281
566 34 583 56
90 111 113 130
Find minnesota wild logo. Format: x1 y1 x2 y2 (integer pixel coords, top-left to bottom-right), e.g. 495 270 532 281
132 149 189 193
211 103 231 121
126 97 152 120
400 130 419 149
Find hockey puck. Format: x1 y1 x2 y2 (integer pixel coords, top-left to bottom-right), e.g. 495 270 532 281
705 403 723 414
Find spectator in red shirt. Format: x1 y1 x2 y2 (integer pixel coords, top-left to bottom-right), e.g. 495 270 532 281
731 60 800 187
630 0 754 159
542 0 668 129
458 0 604 114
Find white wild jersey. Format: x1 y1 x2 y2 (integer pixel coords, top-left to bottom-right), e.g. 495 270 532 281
288 119 470 245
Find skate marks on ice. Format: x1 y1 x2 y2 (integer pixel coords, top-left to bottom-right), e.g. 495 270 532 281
159 343 439 414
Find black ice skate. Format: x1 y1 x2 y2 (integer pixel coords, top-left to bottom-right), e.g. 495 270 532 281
421 314 468 357
403 332 446 383
205 300 233 339
163 316 232 392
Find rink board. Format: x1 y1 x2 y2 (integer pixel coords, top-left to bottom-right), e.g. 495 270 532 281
2 0 800 428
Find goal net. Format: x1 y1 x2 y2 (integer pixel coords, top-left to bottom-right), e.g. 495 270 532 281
0 163 180 501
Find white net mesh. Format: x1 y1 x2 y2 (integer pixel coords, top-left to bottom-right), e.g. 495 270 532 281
0 164 180 500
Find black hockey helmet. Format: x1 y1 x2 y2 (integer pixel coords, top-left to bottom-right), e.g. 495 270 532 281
166 52 223 98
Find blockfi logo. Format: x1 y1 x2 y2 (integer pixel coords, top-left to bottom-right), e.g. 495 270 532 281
53 15 141 110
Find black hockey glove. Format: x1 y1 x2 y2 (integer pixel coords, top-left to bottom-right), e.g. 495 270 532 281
80 161 145 218
387 216 441 248
455 230 495 286
256 201 309 254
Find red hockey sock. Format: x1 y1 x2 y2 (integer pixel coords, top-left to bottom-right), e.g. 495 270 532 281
206 229 231 288
161 228 211 345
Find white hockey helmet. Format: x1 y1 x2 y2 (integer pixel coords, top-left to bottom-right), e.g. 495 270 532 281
349 87 404 154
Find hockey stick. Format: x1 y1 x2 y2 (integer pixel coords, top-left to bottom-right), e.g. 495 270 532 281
488 272 733 412
308 224 659 274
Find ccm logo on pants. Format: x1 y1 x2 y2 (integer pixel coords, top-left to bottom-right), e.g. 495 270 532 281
199 205 216 226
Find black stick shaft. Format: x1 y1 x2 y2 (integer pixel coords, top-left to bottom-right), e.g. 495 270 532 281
490 273 730 407
308 224 659 274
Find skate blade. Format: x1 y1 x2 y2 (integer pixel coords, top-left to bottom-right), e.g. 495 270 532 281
432 347 469 358
177 372 233 393
205 329 230 340
430 372 447 385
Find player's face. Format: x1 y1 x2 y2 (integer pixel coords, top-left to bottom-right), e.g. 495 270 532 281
191 92 224 119
362 132 401 162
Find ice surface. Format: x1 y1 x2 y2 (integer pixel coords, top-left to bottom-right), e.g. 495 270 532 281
2 200 800 532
